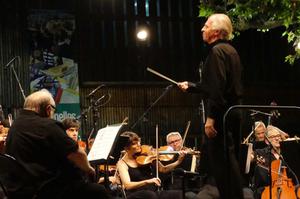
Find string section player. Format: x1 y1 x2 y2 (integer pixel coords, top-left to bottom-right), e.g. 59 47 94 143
117 131 185 199
249 125 299 199
160 131 201 192
5 89 113 199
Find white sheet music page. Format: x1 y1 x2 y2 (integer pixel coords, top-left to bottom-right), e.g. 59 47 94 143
87 123 123 162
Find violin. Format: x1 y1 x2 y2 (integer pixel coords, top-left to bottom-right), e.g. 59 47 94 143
78 140 87 150
261 159 298 199
135 145 200 165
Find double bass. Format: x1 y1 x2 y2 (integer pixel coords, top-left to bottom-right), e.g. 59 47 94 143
261 159 298 199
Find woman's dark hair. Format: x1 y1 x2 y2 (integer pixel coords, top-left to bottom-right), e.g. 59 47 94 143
121 131 141 149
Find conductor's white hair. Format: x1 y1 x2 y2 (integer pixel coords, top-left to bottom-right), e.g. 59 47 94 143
209 13 233 40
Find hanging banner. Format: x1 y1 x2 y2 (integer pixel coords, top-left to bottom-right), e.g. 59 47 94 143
27 10 80 121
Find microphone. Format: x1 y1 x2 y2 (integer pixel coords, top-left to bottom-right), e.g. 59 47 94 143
86 84 105 98
4 56 20 69
94 95 106 106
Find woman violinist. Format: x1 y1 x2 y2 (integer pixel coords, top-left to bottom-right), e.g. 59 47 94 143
251 125 299 199
117 131 185 199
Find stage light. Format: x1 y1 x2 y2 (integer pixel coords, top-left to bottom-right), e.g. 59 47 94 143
136 29 149 41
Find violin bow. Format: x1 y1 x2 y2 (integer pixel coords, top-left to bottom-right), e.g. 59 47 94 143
181 121 191 149
121 117 128 125
155 124 159 179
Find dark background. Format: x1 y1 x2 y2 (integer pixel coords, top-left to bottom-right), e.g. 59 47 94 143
1 0 300 147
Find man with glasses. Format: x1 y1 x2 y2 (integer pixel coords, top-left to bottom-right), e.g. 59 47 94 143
251 125 294 199
166 132 184 151
162 132 202 195
5 89 113 199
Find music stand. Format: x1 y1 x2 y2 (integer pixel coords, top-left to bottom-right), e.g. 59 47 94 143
87 123 128 188
280 140 300 181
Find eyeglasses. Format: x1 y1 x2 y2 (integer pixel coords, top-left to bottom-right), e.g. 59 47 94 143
49 104 56 111
268 134 282 140
168 139 181 145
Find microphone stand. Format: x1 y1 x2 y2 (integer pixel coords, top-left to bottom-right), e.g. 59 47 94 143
86 95 99 153
131 85 173 142
82 85 106 152
6 57 26 100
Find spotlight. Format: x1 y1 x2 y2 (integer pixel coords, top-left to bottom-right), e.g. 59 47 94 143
136 28 149 41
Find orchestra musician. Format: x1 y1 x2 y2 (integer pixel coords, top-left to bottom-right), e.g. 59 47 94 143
62 117 88 151
250 125 298 199
5 89 113 199
117 131 184 199
254 121 267 142
62 118 81 142
62 117 122 193
161 132 200 192
0 119 10 154
166 132 184 151
243 121 289 148
252 121 289 143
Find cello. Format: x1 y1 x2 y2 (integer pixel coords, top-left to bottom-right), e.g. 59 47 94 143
261 159 298 199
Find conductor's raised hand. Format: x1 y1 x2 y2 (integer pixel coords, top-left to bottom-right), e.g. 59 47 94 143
177 81 189 91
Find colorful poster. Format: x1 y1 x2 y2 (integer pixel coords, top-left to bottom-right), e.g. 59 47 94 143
27 10 80 121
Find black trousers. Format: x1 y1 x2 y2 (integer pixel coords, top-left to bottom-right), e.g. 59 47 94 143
199 112 245 199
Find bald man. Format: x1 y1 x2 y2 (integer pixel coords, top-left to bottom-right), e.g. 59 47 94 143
5 89 112 199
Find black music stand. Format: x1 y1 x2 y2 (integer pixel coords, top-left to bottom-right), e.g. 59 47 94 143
281 140 300 181
87 123 127 188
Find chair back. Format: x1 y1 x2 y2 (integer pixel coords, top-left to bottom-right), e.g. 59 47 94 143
0 154 35 198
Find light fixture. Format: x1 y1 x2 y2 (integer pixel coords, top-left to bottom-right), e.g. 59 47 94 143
136 28 149 41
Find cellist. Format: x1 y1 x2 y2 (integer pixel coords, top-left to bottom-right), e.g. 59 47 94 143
251 125 298 199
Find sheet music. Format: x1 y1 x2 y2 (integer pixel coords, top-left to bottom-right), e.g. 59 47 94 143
87 123 123 162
